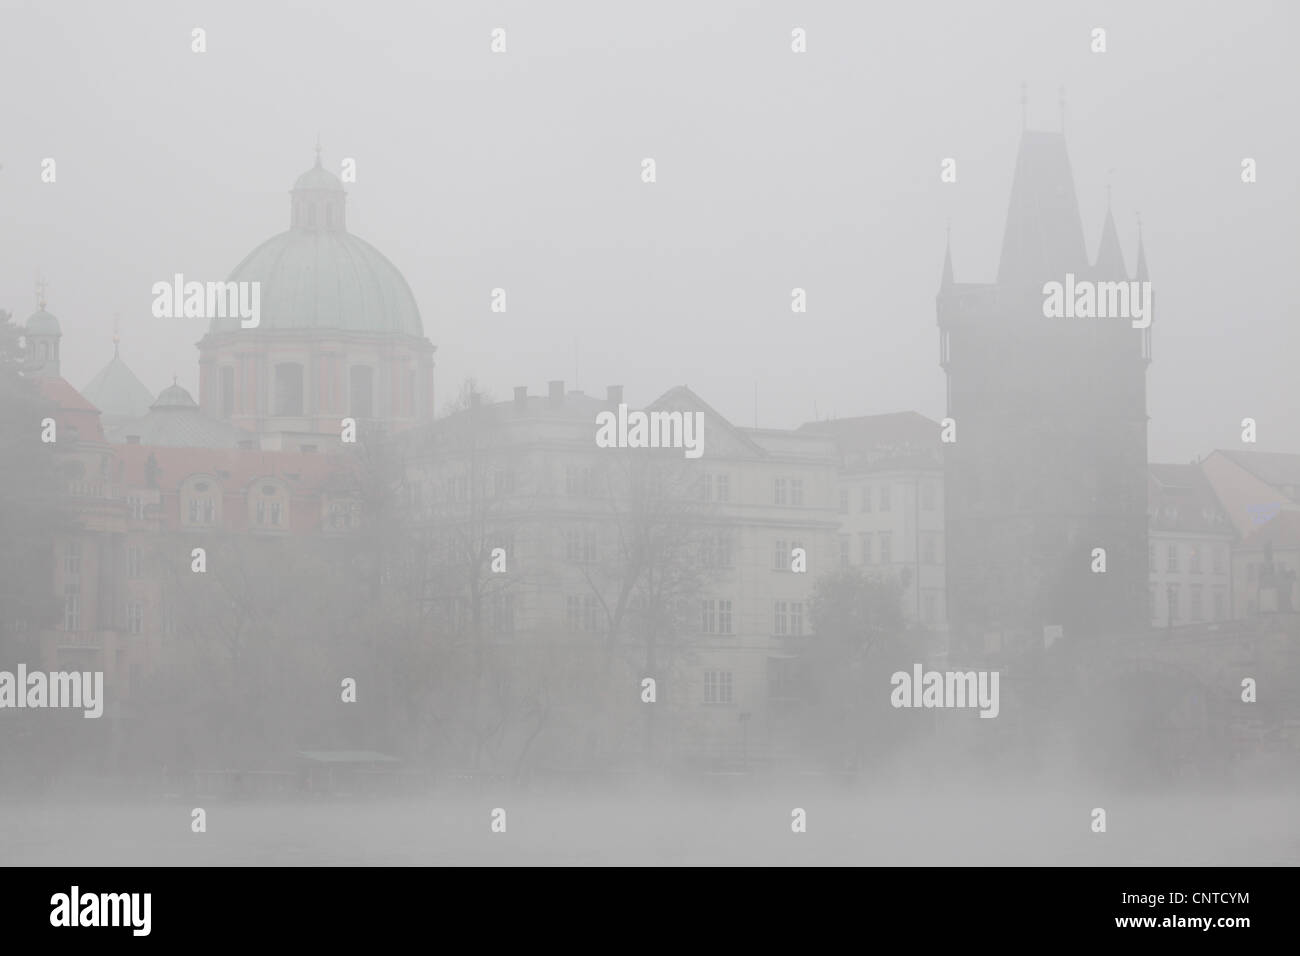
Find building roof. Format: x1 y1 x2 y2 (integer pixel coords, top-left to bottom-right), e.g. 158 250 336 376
82 349 155 421
1239 511 1300 551
1217 450 1300 501
798 411 942 471
37 376 104 442
106 381 251 448
1148 463 1233 535
1092 204 1128 278
996 129 1088 290
112 442 351 494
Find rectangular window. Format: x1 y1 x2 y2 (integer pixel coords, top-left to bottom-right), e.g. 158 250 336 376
791 479 804 506
774 600 787 636
716 474 730 502
922 483 936 511
1191 584 1203 621
1168 583 1181 622
718 599 733 635
1190 548 1201 574
923 592 937 626
774 540 788 571
64 592 80 632
839 534 851 569
127 602 143 635
128 495 145 520
1167 544 1178 572
880 532 892 565
270 502 282 526
860 532 871 565
838 489 849 514
704 670 733 705
1214 590 1227 621
790 601 803 636
861 485 871 512
127 546 142 579
880 484 892 511
582 595 599 632
923 534 936 565
64 540 81 576
702 599 717 635
774 478 786 506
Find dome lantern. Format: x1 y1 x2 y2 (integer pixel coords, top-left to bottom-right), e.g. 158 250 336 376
290 141 346 233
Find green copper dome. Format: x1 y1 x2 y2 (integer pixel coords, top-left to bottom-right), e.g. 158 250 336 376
210 154 424 337
25 308 61 335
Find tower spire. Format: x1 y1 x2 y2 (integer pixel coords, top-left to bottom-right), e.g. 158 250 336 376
35 270 48 310
314 134 323 168
113 311 121 357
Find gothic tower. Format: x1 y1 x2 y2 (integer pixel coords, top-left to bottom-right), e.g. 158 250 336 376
937 128 1152 655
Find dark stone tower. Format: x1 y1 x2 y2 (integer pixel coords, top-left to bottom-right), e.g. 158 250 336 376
937 129 1152 656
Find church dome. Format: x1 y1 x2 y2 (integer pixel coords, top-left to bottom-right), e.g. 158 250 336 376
210 151 423 338
25 308 61 335
153 381 199 409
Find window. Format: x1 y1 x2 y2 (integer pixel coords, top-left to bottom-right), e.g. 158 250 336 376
1191 584 1203 622
1168 583 1181 622
1189 547 1201 574
128 495 145 520
274 363 304 416
774 601 787 635
1167 544 1178 573
350 365 374 419
702 599 716 634
774 478 787 505
704 670 733 705
790 601 803 636
718 600 733 635
63 592 80 632
64 540 81 576
127 546 142 579
880 532 892 565
839 534 851 569
774 540 788 571
221 366 235 417
791 479 804 506
704 533 732 569
1214 590 1227 621
880 484 891 511
839 489 849 514
565 465 594 497
922 483 936 511
127 602 144 635
270 502 282 526
860 532 872 564
923 592 937 626
861 486 871 512
715 474 730 502
923 534 936 565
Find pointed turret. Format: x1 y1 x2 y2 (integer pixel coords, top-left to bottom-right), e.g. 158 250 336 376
996 130 1088 290
1093 198 1127 278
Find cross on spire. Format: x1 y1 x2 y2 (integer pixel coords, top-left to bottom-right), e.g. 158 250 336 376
34 270 48 310
314 134 323 168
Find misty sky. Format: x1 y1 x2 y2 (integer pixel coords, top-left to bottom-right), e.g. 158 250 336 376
3 0 1296 462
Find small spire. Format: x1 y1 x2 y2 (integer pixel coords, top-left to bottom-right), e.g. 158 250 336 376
1019 81 1028 131
1135 212 1149 280
173 374 178 386
314 134 323 168
1094 199 1126 277
35 270 48 310
112 312 120 357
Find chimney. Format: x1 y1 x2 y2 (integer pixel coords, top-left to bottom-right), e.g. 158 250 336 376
237 439 256 450
513 386 527 411
548 380 564 407
606 385 623 406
